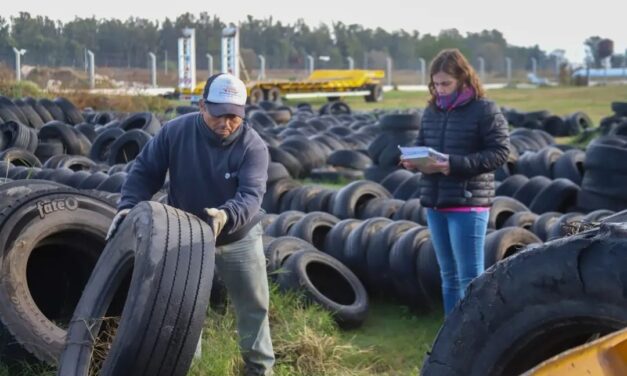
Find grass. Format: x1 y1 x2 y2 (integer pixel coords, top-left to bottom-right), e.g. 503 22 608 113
284 84 627 125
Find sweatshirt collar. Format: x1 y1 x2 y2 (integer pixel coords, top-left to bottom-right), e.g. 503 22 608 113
197 113 245 147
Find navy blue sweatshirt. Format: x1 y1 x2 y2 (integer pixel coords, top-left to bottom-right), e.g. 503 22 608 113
118 112 269 235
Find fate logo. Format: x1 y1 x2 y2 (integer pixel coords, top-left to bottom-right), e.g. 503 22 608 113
36 197 79 219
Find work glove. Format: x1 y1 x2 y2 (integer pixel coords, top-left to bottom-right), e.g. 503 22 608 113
205 208 228 240
106 208 131 241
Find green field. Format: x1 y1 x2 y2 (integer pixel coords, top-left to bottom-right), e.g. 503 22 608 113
1 85 626 375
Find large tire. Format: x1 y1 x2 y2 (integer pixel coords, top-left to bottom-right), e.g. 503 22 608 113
327 150 372 170
343 217 392 281
552 148 585 184
23 97 54 124
37 99 66 122
58 202 214 375
322 219 362 263
277 250 369 329
39 121 89 156
495 174 529 197
379 169 414 194
531 211 562 241
331 180 392 219
264 236 317 277
0 147 42 168
512 175 552 207
392 173 422 200
0 120 38 152
421 223 627 376
261 178 302 214
264 210 306 237
0 189 116 363
53 97 84 125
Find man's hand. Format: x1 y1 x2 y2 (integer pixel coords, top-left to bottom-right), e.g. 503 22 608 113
106 209 131 241
205 208 228 240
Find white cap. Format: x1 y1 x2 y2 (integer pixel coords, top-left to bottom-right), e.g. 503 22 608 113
202 73 247 118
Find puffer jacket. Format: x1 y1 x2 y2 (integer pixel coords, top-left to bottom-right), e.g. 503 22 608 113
416 98 509 208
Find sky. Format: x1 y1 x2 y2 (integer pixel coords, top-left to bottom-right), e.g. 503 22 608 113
3 0 626 64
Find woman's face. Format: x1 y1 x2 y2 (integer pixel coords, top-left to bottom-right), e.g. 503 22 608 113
432 71 458 96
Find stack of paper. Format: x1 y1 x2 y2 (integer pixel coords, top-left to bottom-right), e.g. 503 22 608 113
398 146 448 167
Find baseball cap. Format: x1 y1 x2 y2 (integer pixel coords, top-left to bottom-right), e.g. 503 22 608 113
202 73 247 118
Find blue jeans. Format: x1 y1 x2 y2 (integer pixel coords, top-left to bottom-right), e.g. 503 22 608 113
216 223 275 375
426 208 489 315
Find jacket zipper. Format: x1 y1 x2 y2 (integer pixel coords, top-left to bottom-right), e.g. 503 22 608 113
433 111 449 207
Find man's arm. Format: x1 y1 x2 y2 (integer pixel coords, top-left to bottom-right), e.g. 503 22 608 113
118 125 170 210
218 142 269 234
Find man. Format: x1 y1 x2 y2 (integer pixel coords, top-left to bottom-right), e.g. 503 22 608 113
106 73 274 375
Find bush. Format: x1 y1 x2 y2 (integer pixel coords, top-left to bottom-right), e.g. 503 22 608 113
0 80 43 98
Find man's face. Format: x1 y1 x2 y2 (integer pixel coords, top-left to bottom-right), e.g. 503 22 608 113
199 101 243 138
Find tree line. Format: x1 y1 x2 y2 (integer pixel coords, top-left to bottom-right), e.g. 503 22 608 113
0 12 561 74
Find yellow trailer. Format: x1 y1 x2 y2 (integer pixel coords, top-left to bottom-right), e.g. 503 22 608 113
177 69 385 104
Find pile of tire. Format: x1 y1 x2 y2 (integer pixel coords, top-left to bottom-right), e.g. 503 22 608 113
0 96 164 194
598 101 627 136
421 215 627 376
503 107 592 136
248 101 379 181
364 112 421 182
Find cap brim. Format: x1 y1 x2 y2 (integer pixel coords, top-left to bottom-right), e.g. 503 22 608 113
206 102 245 118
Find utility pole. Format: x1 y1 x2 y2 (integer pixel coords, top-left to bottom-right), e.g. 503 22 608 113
12 47 26 81
258 55 266 80
531 57 537 76
206 53 214 76
87 50 95 89
505 57 512 85
477 57 485 82
386 57 393 86
165 50 168 74
347 56 354 70
418 57 426 85
148 52 157 87
307 54 314 75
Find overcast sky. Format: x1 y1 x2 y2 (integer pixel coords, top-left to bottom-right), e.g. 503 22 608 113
4 0 626 64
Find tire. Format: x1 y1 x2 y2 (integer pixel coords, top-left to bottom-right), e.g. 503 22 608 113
359 197 404 219
542 115 566 136
96 172 127 193
265 210 306 237
0 96 28 124
392 173 422 200
248 87 264 105
502 211 538 231
393 198 422 221
288 185 325 212
305 188 336 213
64 170 93 188
363 165 400 183
581 169 627 202
365 220 417 293
582 209 615 223
89 128 125 163
415 238 442 311
552 149 585 184
388 226 431 309
367 134 389 162
57 155 97 172
512 176 552 207
421 223 627 376
483 227 541 268
261 178 302 214
528 178 580 214
0 179 65 208
322 219 362 263
0 120 37 152
516 147 563 178
378 113 421 131
118 112 161 135
267 162 290 184
53 97 84 125
546 212 585 241
14 100 45 129
365 84 383 103
343 217 392 281
23 97 54 124
39 121 88 156
611 101 627 116
249 111 277 129
287 211 340 250
327 150 372 170
331 180 392 219
107 129 152 165
277 250 369 329
58 202 214 376
37 99 66 122
0 189 116 363
35 140 65 162
488 196 529 229
75 122 97 142
265 236 317 277
0 147 42 168
495 174 529 197
379 169 414 194
77 171 109 189
576 189 627 213
268 146 303 179
531 211 562 241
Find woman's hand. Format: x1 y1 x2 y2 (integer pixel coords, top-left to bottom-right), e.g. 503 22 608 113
400 160 417 171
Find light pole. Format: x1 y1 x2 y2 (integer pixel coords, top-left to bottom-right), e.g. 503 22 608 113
87 50 95 89
347 56 354 70
258 55 266 80
307 54 314 75
531 57 537 76
148 52 157 87
505 57 512 85
12 48 26 81
477 57 485 82
206 53 213 77
386 57 393 86
418 57 426 85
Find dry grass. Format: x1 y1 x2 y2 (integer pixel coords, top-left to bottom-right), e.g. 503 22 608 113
89 316 121 376
58 92 171 113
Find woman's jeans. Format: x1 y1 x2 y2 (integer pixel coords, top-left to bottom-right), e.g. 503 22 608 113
426 208 489 315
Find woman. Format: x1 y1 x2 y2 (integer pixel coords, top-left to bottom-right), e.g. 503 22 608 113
402 49 509 315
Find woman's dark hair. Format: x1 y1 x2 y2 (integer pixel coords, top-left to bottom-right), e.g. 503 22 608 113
428 48 486 104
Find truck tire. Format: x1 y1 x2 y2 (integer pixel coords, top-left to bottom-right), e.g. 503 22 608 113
421 223 627 376
277 250 369 329
365 84 383 103
331 180 392 219
0 189 116 363
58 202 214 376
265 210 306 237
483 227 541 268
